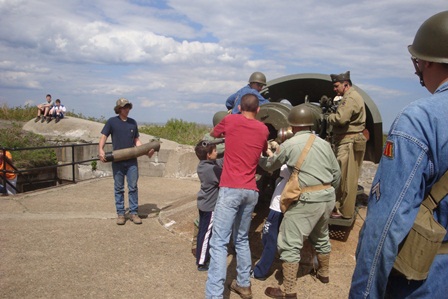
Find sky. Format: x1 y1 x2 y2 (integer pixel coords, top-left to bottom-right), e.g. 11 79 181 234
0 1 446 132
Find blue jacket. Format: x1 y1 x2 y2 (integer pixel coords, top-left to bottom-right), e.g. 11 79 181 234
225 84 270 114
349 81 448 298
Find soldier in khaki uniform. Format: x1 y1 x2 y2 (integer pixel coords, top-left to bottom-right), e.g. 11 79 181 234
259 105 341 299
327 71 367 219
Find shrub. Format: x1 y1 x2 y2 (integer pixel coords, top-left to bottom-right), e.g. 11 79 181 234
140 118 211 146
0 104 36 121
0 125 57 169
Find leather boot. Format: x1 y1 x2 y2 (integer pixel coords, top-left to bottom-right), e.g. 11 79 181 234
229 279 252 299
265 262 298 299
316 253 330 283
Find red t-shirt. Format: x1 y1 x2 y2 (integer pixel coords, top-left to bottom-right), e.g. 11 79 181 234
213 114 268 191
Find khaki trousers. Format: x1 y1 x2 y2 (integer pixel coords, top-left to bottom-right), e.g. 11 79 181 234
278 200 334 263
334 133 366 218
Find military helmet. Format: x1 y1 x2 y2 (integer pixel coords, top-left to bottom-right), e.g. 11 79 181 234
212 111 228 126
408 11 448 63
248 72 267 85
287 104 314 127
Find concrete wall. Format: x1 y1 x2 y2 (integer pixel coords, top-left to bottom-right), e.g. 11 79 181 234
23 117 200 181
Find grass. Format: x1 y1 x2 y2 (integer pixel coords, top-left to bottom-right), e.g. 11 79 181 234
140 119 211 146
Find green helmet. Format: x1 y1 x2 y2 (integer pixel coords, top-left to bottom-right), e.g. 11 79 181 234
212 111 228 126
248 72 267 85
287 104 314 127
408 11 448 63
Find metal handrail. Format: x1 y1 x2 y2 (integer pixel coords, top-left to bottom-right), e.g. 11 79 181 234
0 142 111 195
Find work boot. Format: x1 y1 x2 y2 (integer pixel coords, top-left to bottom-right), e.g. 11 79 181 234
46 117 52 123
265 287 297 299
34 116 41 123
55 116 60 123
265 262 298 299
316 253 330 283
130 214 142 224
116 215 126 225
229 279 252 299
41 116 46 123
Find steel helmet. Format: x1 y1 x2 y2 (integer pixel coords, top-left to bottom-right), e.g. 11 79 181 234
248 72 267 85
212 111 228 126
408 11 448 63
287 104 314 127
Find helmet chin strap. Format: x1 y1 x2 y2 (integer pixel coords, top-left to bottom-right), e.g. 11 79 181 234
412 57 425 87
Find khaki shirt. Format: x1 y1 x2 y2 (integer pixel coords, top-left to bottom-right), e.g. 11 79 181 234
327 87 366 136
259 131 341 202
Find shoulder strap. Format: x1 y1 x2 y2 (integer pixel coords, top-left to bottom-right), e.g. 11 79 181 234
423 170 448 210
292 134 316 173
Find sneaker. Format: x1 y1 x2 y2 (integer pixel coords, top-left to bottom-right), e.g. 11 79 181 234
197 264 209 271
34 116 41 123
229 279 252 299
41 117 46 123
130 214 142 224
116 215 126 225
55 116 60 123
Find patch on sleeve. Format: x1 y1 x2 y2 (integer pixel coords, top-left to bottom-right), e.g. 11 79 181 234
383 140 394 158
371 181 381 202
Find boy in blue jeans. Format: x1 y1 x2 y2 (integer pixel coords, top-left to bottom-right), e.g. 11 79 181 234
194 140 223 271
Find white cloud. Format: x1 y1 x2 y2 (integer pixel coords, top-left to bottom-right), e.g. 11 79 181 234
0 0 446 129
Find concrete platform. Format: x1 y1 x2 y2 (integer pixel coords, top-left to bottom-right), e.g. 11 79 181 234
0 176 365 299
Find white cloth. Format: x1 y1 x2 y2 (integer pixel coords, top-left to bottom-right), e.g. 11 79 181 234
269 164 290 212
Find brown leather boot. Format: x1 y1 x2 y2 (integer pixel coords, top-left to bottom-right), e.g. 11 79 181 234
130 214 142 224
316 253 330 283
264 262 298 299
229 279 252 299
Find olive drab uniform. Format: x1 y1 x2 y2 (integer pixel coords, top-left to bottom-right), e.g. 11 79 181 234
259 130 340 296
327 86 367 219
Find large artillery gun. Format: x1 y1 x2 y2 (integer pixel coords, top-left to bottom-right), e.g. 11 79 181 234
256 73 383 228
257 73 382 164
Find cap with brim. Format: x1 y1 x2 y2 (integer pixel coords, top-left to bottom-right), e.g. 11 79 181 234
114 98 133 114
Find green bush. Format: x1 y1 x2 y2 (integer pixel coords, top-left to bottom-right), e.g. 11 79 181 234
0 125 57 169
140 118 211 146
0 104 36 121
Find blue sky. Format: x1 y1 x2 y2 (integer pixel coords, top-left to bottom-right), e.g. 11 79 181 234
0 0 446 131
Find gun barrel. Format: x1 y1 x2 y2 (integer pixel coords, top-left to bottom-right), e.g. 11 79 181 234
201 138 225 147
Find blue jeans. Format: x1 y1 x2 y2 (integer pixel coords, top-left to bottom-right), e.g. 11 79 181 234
112 159 139 215
253 209 283 278
205 187 258 299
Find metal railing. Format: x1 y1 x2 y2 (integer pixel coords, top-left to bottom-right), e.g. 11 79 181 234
0 143 111 195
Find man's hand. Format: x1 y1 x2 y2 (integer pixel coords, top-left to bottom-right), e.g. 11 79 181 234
98 150 107 163
265 141 275 157
269 140 279 152
147 149 155 158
